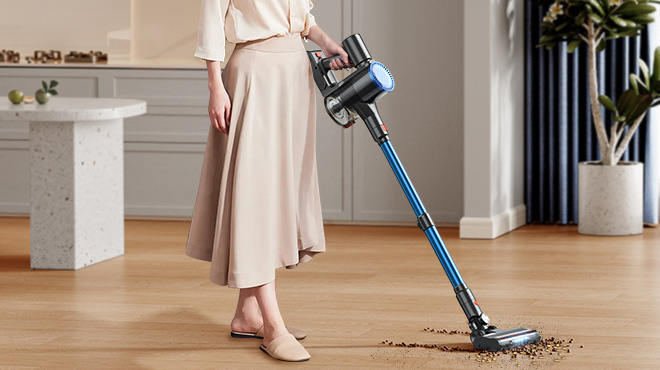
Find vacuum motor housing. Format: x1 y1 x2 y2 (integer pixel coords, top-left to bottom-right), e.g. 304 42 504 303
327 61 394 116
307 34 395 129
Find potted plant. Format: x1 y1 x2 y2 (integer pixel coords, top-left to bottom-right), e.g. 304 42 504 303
537 0 660 235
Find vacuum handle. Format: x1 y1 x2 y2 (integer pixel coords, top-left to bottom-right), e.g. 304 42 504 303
320 54 350 73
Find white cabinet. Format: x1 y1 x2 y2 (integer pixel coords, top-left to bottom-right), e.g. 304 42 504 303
0 66 351 221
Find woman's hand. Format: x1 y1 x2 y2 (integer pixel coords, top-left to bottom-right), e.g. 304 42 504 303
209 80 231 134
321 39 353 70
306 25 353 70
205 60 231 134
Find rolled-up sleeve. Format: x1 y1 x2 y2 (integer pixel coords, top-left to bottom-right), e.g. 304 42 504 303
301 0 317 39
195 0 229 62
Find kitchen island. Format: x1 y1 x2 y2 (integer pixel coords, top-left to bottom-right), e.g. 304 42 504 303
0 97 146 269
0 61 216 220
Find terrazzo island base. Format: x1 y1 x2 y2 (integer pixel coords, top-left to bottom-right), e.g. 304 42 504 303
0 97 147 269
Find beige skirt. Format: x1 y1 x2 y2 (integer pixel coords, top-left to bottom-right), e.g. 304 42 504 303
185 33 326 289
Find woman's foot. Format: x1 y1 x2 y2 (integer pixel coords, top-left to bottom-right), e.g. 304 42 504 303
237 280 309 359
230 315 263 334
231 321 308 340
260 333 310 362
261 323 290 347
231 288 263 333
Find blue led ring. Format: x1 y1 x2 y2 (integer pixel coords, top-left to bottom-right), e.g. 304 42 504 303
369 62 395 92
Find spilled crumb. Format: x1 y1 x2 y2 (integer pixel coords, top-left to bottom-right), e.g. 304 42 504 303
381 339 474 353
381 327 579 365
422 327 471 335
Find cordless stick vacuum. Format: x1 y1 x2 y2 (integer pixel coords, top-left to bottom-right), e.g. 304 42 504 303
307 34 541 352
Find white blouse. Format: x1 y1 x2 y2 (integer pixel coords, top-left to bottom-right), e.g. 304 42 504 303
195 0 317 62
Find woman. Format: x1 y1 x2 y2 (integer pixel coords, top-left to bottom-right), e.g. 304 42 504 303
184 0 351 362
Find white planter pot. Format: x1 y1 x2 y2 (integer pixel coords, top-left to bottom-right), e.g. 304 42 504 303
578 161 644 236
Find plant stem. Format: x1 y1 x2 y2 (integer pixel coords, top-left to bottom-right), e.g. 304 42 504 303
606 122 619 164
612 113 647 165
586 18 610 164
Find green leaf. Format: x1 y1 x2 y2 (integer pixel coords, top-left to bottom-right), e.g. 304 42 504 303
585 4 594 15
610 15 628 27
624 19 639 27
631 73 640 94
567 40 582 53
586 0 605 15
596 38 608 52
588 12 603 23
539 34 555 43
618 29 641 37
615 4 657 16
615 2 638 15
652 47 660 88
628 14 655 24
617 88 637 113
617 87 651 124
41 81 48 92
639 58 651 88
555 19 572 31
575 11 586 25
631 73 649 94
613 115 627 122
50 89 58 96
624 94 653 126
49 80 59 88
601 22 616 34
599 95 617 112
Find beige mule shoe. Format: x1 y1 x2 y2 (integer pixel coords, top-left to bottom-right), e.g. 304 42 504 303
259 333 310 362
231 325 307 340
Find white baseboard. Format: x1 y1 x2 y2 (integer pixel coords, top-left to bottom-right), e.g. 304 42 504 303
459 204 527 239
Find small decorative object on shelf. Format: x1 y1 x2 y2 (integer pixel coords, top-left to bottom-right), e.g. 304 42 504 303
35 80 59 104
8 89 23 104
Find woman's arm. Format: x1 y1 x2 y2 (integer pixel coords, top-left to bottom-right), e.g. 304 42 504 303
305 25 353 71
206 60 231 134
196 0 231 134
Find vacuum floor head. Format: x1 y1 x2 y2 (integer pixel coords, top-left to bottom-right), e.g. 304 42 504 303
471 326 542 351
455 284 541 351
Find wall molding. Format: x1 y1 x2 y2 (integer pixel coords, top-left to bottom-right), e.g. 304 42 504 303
459 204 526 239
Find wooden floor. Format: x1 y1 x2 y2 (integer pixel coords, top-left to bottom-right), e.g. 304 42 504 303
1 217 659 370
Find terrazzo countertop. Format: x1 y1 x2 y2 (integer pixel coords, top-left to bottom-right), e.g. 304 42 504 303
0 97 147 121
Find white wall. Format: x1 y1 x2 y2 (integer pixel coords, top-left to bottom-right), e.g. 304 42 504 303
0 0 131 58
647 16 660 223
490 0 525 217
350 0 465 224
0 0 207 62
131 0 208 61
461 0 526 238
